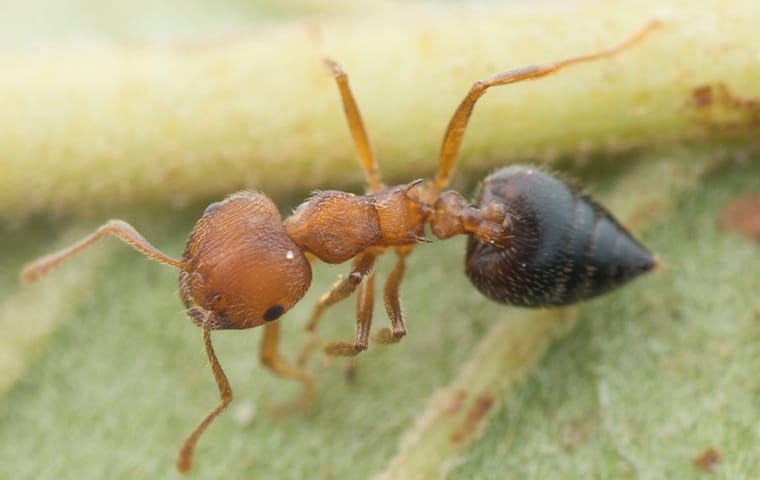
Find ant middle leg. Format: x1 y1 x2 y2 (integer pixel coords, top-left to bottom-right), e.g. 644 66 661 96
297 251 377 365
373 246 413 345
304 250 377 333
323 271 375 357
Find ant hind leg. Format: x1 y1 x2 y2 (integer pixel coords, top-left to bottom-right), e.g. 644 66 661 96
433 20 660 190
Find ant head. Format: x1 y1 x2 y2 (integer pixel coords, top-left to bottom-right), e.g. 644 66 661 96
180 192 312 330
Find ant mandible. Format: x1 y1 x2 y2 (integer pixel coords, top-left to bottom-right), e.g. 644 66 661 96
20 21 659 473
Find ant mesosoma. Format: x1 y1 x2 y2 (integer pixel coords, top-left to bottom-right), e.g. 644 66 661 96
21 21 658 473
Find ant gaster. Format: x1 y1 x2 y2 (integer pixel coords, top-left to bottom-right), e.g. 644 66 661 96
21 22 659 473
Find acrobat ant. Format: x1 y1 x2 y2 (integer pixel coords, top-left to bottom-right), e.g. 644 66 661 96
21 21 659 473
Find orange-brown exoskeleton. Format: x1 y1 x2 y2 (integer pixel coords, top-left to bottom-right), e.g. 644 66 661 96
20 21 659 473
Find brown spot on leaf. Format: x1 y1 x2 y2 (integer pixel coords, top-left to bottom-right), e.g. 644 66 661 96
692 446 720 473
690 83 760 130
719 193 760 241
450 392 494 445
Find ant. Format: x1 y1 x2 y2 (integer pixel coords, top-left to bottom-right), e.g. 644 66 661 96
21 21 659 473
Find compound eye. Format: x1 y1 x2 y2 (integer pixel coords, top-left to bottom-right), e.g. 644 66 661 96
263 304 285 322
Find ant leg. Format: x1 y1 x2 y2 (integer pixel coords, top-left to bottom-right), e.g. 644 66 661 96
21 219 184 283
260 321 316 409
434 20 660 190
305 251 377 332
373 247 412 345
297 251 376 365
324 58 383 192
177 313 232 473
324 271 375 356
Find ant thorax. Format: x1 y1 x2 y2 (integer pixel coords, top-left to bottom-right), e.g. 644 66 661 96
284 182 428 264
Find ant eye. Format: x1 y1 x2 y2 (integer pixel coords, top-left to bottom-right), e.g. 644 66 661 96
263 304 285 322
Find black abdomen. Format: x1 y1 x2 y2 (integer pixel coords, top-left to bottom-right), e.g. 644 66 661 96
465 166 655 307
